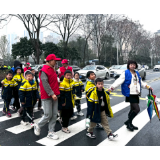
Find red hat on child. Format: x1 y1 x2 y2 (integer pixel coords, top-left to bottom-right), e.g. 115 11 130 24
46 54 61 61
61 59 68 64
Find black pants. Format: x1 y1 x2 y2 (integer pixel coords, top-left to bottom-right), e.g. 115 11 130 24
13 91 20 110
38 98 42 108
22 107 33 123
3 99 11 112
61 108 73 128
75 100 81 112
130 103 140 114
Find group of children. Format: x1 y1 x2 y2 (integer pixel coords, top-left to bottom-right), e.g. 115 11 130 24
1 66 40 128
1 64 117 140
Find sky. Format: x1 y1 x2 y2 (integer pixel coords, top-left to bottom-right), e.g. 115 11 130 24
0 13 159 39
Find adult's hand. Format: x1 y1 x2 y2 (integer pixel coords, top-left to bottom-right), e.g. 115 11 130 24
52 94 57 101
62 103 66 106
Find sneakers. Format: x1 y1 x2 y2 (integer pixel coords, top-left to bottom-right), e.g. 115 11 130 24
2 110 6 115
47 132 59 140
96 123 103 129
86 132 96 139
77 111 84 116
70 116 77 120
20 120 29 126
108 132 118 140
30 123 34 129
10 106 16 111
6 111 11 117
62 127 71 134
34 123 41 136
17 109 21 117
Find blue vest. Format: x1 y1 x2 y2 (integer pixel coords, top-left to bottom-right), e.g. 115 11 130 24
121 69 141 97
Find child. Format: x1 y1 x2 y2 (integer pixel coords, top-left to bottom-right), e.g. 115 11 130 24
73 72 84 116
1 71 18 117
30 69 42 111
85 71 103 129
86 78 118 140
59 70 75 133
13 66 24 113
19 71 39 128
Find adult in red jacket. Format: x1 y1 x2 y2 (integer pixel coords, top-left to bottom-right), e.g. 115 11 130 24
34 54 61 140
24 63 31 73
58 59 74 78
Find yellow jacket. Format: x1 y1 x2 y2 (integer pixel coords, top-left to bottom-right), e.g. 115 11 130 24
59 77 75 109
87 87 113 123
13 73 24 88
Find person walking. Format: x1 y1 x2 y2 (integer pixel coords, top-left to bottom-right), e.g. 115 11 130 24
24 62 31 73
108 60 153 131
58 59 74 79
34 54 61 140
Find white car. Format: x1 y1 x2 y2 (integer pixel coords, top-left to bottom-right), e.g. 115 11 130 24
109 65 122 77
77 65 110 80
153 65 160 71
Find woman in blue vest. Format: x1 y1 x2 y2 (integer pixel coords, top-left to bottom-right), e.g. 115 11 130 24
108 60 153 131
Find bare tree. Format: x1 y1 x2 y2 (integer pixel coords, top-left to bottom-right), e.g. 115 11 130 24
0 35 10 59
48 14 83 58
9 14 57 64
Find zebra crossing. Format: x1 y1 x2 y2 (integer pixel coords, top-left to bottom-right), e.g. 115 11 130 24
0 88 158 146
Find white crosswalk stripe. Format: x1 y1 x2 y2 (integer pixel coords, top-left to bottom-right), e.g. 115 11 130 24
1 89 157 146
36 101 130 146
98 108 157 146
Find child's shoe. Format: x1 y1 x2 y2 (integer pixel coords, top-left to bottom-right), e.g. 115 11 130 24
47 132 59 140
30 122 34 129
62 127 70 133
108 132 118 140
96 123 103 129
77 111 84 116
6 111 11 117
86 132 96 138
2 110 6 115
20 120 28 126
34 123 41 136
10 106 16 111
70 115 77 120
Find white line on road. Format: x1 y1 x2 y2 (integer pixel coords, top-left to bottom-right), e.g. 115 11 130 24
36 101 130 146
97 108 157 146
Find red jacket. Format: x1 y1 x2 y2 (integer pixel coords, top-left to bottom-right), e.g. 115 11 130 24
24 67 31 73
39 65 60 99
59 66 73 78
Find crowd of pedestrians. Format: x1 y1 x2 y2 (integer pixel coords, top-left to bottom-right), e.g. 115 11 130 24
1 54 153 141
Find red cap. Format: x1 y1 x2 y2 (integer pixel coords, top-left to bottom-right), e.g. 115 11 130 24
61 59 68 64
26 62 30 65
46 54 61 61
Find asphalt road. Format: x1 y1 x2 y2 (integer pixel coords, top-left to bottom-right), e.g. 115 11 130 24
0 69 160 146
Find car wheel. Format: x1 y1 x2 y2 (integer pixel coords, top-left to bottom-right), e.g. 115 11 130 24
105 72 109 79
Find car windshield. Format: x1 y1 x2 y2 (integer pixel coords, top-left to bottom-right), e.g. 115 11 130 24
114 65 121 69
120 64 127 70
82 66 96 70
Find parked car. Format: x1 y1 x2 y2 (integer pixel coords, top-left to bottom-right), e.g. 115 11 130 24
34 64 43 72
153 65 160 71
109 65 116 70
77 65 110 81
110 65 122 77
114 64 146 80
144 65 149 70
70 65 81 73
